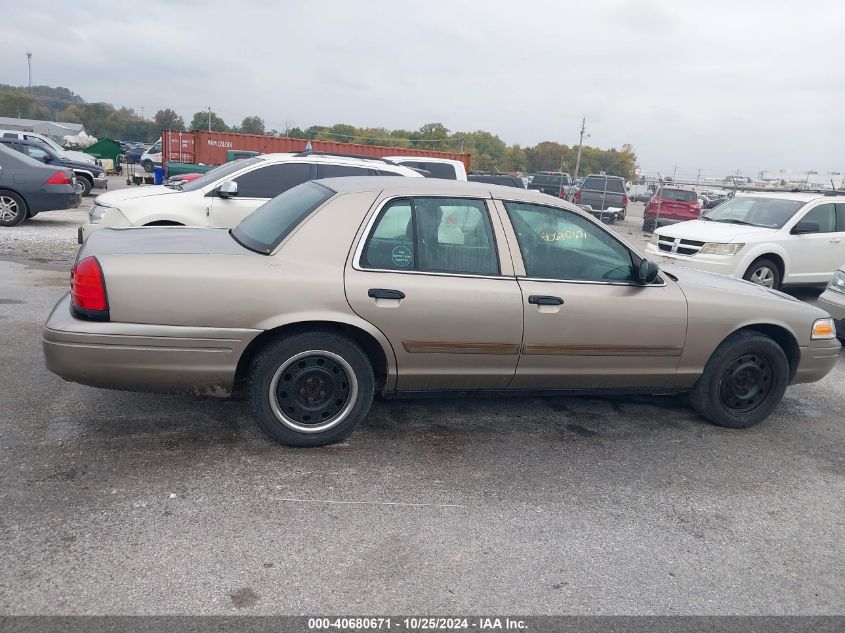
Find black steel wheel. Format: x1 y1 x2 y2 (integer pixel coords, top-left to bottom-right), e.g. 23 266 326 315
248 331 374 447
690 330 789 429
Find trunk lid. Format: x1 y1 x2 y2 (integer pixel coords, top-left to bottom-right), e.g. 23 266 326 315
77 227 251 260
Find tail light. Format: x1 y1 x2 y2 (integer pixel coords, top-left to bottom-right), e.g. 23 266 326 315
574 190 582 202
559 186 566 197
71 256 109 320
622 194 628 208
45 171 72 186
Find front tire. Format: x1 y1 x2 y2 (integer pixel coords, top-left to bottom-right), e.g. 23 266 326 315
690 331 789 429
0 191 27 227
743 257 781 289
78 175 92 197
248 331 374 447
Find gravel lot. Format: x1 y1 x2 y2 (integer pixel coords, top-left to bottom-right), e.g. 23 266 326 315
0 185 842 616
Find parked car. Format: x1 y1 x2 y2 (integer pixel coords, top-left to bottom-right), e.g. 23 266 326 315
0 138 107 197
817 264 845 340
642 185 701 232
0 129 98 165
123 143 149 165
381 156 467 180
164 172 203 187
139 139 162 173
573 174 629 219
44 178 840 447
468 173 525 188
631 190 655 203
80 153 422 242
0 143 80 226
645 191 845 289
528 172 572 198
703 194 729 209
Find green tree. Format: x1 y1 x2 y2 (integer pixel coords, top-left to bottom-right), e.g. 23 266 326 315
0 90 36 118
239 115 265 135
189 110 229 132
286 126 308 139
153 108 185 132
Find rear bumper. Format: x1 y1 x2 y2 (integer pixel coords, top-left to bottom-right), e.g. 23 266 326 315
793 342 842 384
28 190 81 213
43 294 260 396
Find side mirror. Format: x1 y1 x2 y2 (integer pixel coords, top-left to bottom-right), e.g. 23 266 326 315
217 180 238 198
637 258 660 285
792 220 820 234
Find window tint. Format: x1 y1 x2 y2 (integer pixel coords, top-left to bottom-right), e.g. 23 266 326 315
659 188 697 202
316 164 375 178
582 176 626 193
22 145 50 161
231 182 334 254
836 204 845 231
532 174 571 186
504 202 635 282
179 157 261 192
234 163 311 198
361 197 498 275
800 203 837 233
2 133 17 139
468 175 525 188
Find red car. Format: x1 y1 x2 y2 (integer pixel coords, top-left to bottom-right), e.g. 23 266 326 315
642 186 701 232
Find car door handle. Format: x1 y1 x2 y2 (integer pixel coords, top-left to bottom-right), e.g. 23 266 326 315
528 295 564 306
368 288 405 300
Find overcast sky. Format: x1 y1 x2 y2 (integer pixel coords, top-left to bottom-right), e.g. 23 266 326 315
3 0 843 179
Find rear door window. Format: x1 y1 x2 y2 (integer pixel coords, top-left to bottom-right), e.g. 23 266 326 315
316 164 377 178
361 197 498 275
234 163 312 198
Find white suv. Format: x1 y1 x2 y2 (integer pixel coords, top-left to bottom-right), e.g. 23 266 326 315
80 153 422 242
645 191 845 289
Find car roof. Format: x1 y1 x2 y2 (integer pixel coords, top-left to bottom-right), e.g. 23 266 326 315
584 173 624 179
258 152 407 167
660 184 695 191
382 156 464 166
313 176 563 203
734 190 845 202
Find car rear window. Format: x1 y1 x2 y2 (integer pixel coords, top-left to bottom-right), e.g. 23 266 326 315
231 182 334 254
659 189 697 202
581 176 625 193
396 161 456 179
532 174 571 186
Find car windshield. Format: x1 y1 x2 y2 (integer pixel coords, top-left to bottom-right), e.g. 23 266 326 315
177 158 262 192
582 176 625 193
659 189 697 202
701 196 805 229
231 181 335 254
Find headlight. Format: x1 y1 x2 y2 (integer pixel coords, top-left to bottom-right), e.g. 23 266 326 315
89 203 115 222
649 233 659 245
827 270 845 294
812 318 836 340
699 242 745 256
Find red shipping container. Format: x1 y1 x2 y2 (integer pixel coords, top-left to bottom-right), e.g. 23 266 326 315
162 130 470 171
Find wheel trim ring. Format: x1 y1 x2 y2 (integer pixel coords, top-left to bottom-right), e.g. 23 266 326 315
268 350 358 434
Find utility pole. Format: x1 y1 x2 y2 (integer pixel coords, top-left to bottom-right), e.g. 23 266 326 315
672 165 677 180
696 168 701 184
25 52 32 90
207 106 212 132
141 106 144 119
573 117 587 182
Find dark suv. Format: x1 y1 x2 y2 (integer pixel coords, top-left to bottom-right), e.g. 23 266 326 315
573 174 628 218
528 172 572 198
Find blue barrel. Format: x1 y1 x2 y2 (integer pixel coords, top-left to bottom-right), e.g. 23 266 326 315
153 166 165 185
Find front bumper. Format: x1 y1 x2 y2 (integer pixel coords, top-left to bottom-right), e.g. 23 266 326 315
793 341 842 384
92 176 108 190
644 243 741 277
43 294 260 396
817 289 845 338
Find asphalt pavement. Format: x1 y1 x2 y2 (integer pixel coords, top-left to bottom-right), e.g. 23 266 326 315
0 190 842 615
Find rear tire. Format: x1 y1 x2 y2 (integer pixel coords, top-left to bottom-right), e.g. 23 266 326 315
642 218 655 232
690 331 789 429
0 191 27 227
248 331 374 447
743 257 781 289
141 160 154 173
